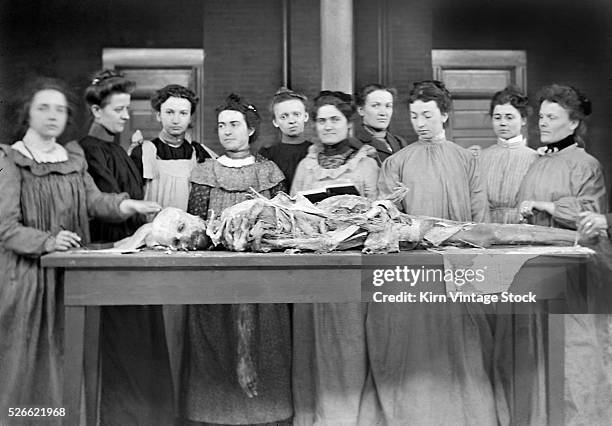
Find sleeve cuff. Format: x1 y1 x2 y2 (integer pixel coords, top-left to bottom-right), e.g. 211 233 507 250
43 236 56 253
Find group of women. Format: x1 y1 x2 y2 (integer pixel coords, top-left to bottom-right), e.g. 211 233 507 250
0 67 611 426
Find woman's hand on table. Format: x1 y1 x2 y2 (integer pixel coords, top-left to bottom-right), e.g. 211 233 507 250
51 230 82 251
577 211 608 239
519 200 555 219
119 199 162 216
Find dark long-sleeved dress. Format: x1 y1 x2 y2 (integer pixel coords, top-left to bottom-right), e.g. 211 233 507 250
183 155 293 425
353 122 408 164
259 140 311 189
0 141 129 421
79 123 145 243
79 123 174 425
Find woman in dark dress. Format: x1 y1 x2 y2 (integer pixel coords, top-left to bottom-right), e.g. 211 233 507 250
0 78 161 423
79 70 175 425
353 83 408 164
79 69 145 242
183 94 292 425
259 87 311 188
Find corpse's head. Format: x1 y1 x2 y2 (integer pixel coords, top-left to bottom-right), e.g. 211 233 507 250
150 207 209 250
115 207 209 251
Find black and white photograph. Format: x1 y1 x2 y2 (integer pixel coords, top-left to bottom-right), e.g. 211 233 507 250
1 0 612 425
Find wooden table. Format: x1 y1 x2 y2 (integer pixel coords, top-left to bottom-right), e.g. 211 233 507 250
41 249 589 425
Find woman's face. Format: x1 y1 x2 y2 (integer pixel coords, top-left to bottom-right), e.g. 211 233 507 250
157 96 192 137
358 89 394 130
539 100 578 144
28 89 68 139
92 92 131 134
409 100 448 140
217 109 253 152
315 104 350 145
492 103 525 140
272 99 308 136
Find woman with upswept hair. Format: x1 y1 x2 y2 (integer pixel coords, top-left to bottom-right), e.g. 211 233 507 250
291 90 379 425
183 93 292 425
518 84 612 424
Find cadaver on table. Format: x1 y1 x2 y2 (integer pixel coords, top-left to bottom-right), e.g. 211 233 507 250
116 191 580 253
204 190 579 253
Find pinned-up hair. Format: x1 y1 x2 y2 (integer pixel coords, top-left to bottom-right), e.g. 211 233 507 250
489 85 532 118
538 84 592 120
151 84 199 114
408 80 452 114
312 90 356 121
538 83 592 145
269 87 308 114
84 69 135 107
214 93 260 144
355 83 397 107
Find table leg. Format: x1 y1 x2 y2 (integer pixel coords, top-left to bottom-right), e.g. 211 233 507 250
84 306 101 426
64 306 85 425
547 314 565 426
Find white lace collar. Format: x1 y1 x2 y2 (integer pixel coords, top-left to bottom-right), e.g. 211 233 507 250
217 154 255 168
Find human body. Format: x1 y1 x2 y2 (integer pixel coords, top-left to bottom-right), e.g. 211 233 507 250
518 84 611 424
0 80 160 420
353 83 407 164
480 87 538 224
366 81 505 425
259 87 312 188
291 91 379 425
80 70 174 424
183 94 292 425
130 84 211 211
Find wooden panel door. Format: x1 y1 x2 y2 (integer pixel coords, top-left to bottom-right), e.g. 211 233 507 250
433 50 527 150
102 49 205 151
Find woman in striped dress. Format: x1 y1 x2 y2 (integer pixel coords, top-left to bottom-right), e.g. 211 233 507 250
480 86 537 224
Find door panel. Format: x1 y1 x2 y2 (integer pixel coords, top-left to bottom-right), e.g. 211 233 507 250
442 69 512 95
452 99 494 149
120 68 194 98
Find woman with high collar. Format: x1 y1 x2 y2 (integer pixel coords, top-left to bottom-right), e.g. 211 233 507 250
480 86 538 224
480 87 541 424
291 91 379 425
80 70 175 425
184 94 292 425
0 78 160 419
366 81 504 425
518 84 606 228
518 84 612 424
377 80 487 222
79 69 146 243
291 90 379 200
353 83 407 164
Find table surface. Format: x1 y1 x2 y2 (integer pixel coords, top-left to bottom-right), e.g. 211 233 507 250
41 246 591 268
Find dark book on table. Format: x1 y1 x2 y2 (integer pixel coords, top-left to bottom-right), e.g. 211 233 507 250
298 183 360 203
